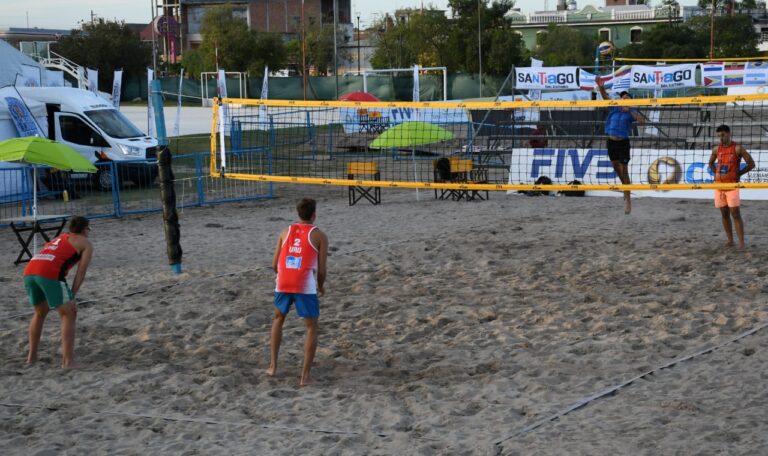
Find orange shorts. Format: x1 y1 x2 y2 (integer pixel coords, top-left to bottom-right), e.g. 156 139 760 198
714 189 740 208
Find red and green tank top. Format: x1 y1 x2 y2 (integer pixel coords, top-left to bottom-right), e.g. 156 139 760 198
23 233 81 281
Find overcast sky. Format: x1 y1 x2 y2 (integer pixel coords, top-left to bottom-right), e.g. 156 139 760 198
0 0 701 30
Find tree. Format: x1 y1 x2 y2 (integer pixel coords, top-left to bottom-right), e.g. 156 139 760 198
534 24 595 67
620 23 708 59
689 13 759 58
182 5 286 78
369 2 528 76
55 20 151 89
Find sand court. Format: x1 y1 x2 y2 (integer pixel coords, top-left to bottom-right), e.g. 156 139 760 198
2 187 768 454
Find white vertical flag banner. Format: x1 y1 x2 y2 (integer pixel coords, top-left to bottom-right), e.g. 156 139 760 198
45 70 64 87
147 68 155 137
111 70 123 109
77 66 86 89
86 68 98 93
259 66 269 124
217 69 228 169
173 68 184 137
528 58 543 101
0 86 45 137
412 65 420 102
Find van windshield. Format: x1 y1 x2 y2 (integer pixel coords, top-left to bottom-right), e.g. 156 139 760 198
85 109 145 139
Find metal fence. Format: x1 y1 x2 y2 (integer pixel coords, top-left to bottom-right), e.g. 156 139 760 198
0 152 273 227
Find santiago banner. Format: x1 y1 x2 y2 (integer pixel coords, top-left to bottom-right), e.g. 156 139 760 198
630 64 697 89
515 66 579 90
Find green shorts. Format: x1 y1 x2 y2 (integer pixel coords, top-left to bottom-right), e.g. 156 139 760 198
24 275 73 309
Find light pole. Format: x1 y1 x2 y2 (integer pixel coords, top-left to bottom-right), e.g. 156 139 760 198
478 0 482 97
333 0 339 99
357 15 361 75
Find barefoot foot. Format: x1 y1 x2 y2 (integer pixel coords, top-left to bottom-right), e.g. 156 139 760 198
265 366 277 377
299 375 314 387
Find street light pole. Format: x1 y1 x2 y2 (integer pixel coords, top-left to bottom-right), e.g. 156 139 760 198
478 0 482 97
357 15 361 75
333 0 339 99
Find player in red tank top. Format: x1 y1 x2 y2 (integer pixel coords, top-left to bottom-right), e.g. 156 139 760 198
23 216 94 368
268 198 328 386
708 124 755 249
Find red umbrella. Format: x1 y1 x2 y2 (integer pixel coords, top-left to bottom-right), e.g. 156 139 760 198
339 91 380 102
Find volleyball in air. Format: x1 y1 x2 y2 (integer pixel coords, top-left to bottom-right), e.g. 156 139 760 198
598 41 615 57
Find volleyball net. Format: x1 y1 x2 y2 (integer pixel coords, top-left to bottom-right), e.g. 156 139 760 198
209 95 768 193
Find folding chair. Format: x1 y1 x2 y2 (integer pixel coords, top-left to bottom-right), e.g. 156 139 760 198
347 162 381 206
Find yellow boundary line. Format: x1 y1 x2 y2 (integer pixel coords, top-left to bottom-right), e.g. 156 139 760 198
213 173 768 192
220 93 768 110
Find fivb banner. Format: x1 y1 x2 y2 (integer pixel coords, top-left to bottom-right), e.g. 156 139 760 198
0 86 45 137
507 147 768 200
630 64 697 89
340 106 468 134
515 66 579 90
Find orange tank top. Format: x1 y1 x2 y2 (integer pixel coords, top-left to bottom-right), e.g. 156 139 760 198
275 224 318 294
715 142 740 183
23 233 81 281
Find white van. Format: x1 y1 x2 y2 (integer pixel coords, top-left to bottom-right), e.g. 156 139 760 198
16 87 158 190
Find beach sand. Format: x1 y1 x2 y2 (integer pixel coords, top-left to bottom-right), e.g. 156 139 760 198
2 186 768 454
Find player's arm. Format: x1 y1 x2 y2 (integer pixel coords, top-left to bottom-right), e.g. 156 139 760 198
272 228 287 273
739 146 756 176
631 109 645 125
71 240 93 296
313 229 328 297
708 147 718 175
595 77 609 100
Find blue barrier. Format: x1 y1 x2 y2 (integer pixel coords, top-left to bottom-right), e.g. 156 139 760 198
0 151 273 228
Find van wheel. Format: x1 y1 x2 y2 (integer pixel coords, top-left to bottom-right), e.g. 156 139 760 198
94 168 114 191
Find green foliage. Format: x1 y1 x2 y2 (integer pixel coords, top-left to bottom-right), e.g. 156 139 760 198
622 14 758 60
620 23 707 59
533 24 595 67
689 14 759 58
370 2 527 76
55 20 151 89
182 5 287 78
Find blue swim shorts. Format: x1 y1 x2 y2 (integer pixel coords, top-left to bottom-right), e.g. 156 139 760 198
274 292 320 318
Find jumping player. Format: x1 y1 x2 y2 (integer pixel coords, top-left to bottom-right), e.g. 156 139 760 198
24 215 94 368
267 198 328 386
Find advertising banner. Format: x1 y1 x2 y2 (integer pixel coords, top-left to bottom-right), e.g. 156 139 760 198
507 147 768 200
630 64 697 89
0 86 45 137
111 69 123 109
515 66 579 90
86 67 98 93
16 64 41 87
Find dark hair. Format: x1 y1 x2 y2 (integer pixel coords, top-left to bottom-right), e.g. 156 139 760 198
69 215 89 234
296 198 316 221
619 91 631 98
716 124 731 133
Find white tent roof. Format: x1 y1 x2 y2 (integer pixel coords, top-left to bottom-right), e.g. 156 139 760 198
0 38 46 88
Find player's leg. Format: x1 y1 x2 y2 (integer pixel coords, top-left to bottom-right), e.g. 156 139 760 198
300 317 318 387
58 300 78 368
24 276 51 364
267 294 290 376
27 302 49 364
719 206 734 246
730 206 745 249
